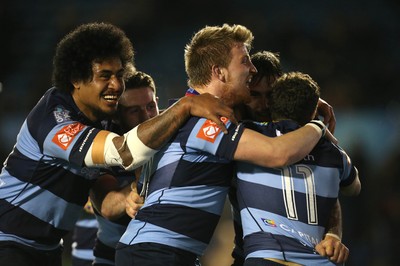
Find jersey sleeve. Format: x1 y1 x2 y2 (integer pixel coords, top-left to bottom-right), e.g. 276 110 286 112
23 92 105 167
339 149 358 188
184 117 245 160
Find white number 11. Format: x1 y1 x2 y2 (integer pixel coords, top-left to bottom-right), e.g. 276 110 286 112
281 165 318 225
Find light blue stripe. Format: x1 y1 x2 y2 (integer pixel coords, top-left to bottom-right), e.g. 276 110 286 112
119 221 207 256
2 173 82 230
72 248 95 260
43 121 90 161
144 186 228 215
186 118 232 155
155 142 183 170
0 231 61 250
96 215 127 247
247 250 340 265
14 120 43 160
237 163 341 197
241 208 325 247
75 218 98 228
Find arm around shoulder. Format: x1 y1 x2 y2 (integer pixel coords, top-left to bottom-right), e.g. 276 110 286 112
234 121 324 168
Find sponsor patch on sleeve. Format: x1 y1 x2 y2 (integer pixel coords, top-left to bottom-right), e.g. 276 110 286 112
52 122 85 150
53 105 71 123
196 117 228 143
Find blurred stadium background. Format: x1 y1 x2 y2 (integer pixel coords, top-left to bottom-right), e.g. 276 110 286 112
1 1 398 265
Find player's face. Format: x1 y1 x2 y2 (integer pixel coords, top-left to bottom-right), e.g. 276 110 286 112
118 87 159 133
247 76 274 122
220 43 257 107
72 57 125 122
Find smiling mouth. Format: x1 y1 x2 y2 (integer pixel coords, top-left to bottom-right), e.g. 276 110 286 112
246 77 252 89
103 95 119 102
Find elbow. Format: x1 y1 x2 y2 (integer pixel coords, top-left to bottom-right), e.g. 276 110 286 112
265 152 292 168
275 149 296 168
353 181 362 196
100 205 115 220
340 180 361 197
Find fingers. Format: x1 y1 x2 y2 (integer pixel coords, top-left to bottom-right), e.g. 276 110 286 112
125 185 144 219
189 93 237 134
317 98 336 134
125 201 143 218
315 242 326 257
316 237 349 264
331 242 349 264
324 129 338 145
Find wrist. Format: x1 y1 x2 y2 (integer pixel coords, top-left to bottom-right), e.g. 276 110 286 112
307 120 326 138
324 232 341 241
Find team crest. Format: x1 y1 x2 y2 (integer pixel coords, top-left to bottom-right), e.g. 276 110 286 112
52 122 85 150
196 117 228 143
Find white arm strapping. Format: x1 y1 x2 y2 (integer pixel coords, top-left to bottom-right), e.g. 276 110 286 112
122 126 158 170
84 126 157 170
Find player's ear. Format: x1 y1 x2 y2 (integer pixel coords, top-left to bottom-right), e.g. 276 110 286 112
71 80 80 89
212 65 225 82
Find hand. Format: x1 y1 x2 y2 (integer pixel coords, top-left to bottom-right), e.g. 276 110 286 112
315 235 349 264
186 93 237 134
325 128 338 145
125 182 144 219
317 98 336 134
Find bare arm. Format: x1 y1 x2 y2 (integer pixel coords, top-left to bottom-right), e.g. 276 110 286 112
315 167 361 263
85 93 236 170
315 200 349 264
234 122 324 168
90 174 142 220
135 93 236 149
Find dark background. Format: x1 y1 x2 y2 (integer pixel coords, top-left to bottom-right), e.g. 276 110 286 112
1 0 399 265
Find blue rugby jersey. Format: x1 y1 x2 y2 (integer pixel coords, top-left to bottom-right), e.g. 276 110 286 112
71 217 98 262
118 115 245 256
0 87 109 250
93 169 134 265
236 120 357 266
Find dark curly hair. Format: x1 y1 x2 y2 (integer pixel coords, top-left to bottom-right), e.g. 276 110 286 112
250 50 283 87
52 22 135 92
269 72 320 126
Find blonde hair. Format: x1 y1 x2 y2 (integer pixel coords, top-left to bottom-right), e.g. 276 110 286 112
184 24 254 88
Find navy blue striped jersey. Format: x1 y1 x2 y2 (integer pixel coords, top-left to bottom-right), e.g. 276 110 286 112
93 169 133 265
236 120 357 266
71 216 98 262
119 115 245 256
0 87 109 250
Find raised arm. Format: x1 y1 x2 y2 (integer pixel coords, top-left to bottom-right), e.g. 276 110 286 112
234 121 325 168
317 98 336 134
85 93 236 170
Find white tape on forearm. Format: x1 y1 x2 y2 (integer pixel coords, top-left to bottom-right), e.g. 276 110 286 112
103 132 124 166
84 131 121 167
122 126 157 170
84 127 157 170
306 121 325 138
